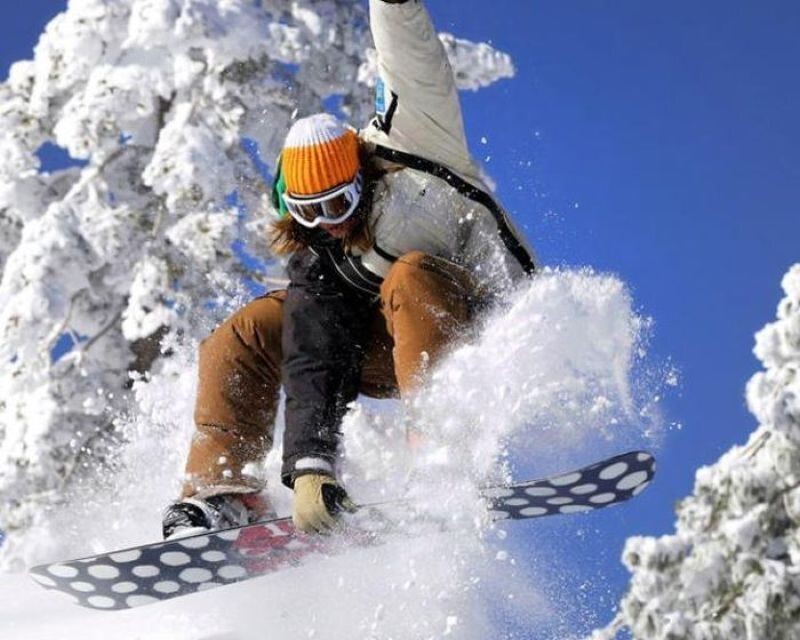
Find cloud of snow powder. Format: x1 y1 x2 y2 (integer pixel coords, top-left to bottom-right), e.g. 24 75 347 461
1 269 669 639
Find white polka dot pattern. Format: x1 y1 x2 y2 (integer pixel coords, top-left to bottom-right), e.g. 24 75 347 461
28 517 316 611
179 568 213 583
550 472 581 486
87 596 116 609
111 582 138 594
571 483 598 495
48 565 78 579
201 551 226 563
617 471 649 491
483 450 655 521
520 506 548 517
154 581 180 594
160 552 191 567
126 595 158 608
179 537 210 550
217 565 247 580
29 450 655 611
525 487 557 497
110 551 141 563
599 462 629 480
88 565 120 580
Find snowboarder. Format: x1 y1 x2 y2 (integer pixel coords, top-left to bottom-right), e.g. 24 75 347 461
163 0 536 538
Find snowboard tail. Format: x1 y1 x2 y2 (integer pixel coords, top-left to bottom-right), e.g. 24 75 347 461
484 449 655 520
29 450 655 610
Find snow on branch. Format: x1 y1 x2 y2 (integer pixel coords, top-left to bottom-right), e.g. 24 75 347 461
0 0 515 550
591 264 800 640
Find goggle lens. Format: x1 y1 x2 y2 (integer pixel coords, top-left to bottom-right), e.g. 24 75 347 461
284 175 362 228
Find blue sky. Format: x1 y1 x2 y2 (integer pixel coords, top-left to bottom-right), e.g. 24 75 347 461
3 0 800 636
435 2 799 634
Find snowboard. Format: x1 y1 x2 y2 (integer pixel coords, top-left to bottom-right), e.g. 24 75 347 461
29 450 655 610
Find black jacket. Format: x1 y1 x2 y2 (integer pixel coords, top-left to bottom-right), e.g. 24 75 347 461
280 237 377 487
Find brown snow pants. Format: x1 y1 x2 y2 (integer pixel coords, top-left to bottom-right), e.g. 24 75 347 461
182 251 480 499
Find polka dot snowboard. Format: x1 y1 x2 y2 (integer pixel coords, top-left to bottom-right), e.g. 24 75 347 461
29 450 654 610
482 450 655 520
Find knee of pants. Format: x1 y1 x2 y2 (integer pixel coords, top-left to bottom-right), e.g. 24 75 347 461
382 251 428 284
194 295 284 433
380 251 433 300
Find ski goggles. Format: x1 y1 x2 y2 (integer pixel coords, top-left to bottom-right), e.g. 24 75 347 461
281 173 363 228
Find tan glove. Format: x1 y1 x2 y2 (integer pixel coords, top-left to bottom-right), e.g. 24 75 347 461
293 474 357 534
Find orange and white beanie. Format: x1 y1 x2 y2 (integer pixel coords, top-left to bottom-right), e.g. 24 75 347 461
281 114 360 196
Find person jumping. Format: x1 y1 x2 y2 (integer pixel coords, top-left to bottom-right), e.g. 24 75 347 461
163 0 536 539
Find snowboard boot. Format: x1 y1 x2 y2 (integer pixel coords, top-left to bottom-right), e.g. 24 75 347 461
162 493 273 540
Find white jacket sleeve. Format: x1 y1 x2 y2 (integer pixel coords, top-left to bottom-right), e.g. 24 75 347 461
363 0 481 183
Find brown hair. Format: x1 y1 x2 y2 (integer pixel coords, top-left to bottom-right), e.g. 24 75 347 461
268 210 374 255
267 142 383 256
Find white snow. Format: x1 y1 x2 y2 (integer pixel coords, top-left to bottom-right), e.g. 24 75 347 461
0 0 519 544
592 264 800 640
0 1 668 637
1 268 666 639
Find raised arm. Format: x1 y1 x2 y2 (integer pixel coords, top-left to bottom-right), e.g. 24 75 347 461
365 0 479 181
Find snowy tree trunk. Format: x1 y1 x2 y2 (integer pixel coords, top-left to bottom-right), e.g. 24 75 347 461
591 264 800 640
0 0 513 536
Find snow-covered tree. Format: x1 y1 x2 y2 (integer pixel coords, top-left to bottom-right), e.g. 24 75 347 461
592 264 800 640
0 0 514 535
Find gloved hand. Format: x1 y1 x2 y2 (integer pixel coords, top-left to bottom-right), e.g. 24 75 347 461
292 474 357 534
